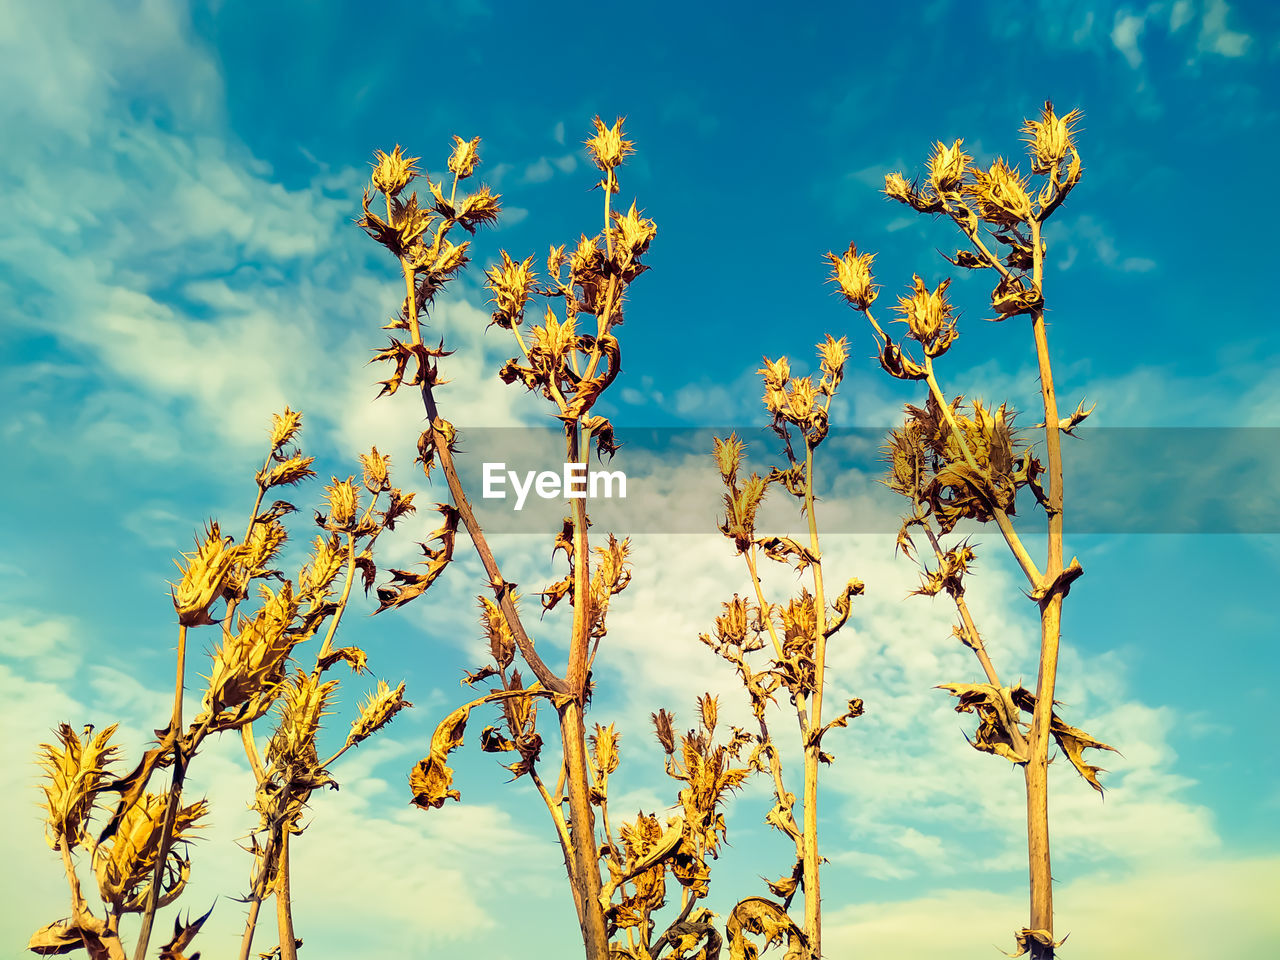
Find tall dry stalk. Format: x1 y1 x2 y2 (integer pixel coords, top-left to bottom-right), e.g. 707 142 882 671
29 411 412 960
355 119 654 960
828 102 1115 958
690 338 866 960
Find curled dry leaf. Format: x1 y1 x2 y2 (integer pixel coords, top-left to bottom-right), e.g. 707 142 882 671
725 897 808 960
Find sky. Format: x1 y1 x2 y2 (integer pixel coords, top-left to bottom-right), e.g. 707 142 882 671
1 0 1278 958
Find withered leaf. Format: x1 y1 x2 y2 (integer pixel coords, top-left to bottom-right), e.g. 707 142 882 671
317 646 369 675
725 897 807 960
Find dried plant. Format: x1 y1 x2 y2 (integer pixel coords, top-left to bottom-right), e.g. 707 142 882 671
356 119 654 960
29 412 411 960
684 335 865 960
828 102 1115 958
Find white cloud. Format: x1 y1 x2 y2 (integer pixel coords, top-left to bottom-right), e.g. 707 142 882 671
1112 11 1147 68
824 856 1280 958
1198 0 1251 57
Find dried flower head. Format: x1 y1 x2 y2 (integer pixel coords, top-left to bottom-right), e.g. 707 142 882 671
37 723 120 851
1022 101 1082 175
965 158 1033 226
203 581 300 715
269 407 304 451
171 522 247 627
584 115 635 173
347 680 412 749
928 139 972 194
713 433 745 481
370 145 420 198
884 171 913 204
895 275 956 350
447 135 482 179
485 250 539 328
93 791 207 912
324 477 360 530
826 243 878 310
610 200 657 262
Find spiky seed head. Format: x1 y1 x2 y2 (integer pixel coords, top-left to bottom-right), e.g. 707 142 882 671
268 407 304 450
584 116 635 173
347 680 412 749
713 433 745 482
826 243 878 310
715 595 750 646
447 135 481 179
359 447 391 494
370 146 420 198
884 171 912 203
651 709 676 754
786 376 817 423
818 334 849 382
896 275 955 348
36 723 120 851
485 250 539 329
324 477 360 530
171 522 247 626
256 454 316 490
965 158 1033 226
1022 102 1082 174
203 581 300 714
610 200 657 260
928 139 972 193
94 791 207 912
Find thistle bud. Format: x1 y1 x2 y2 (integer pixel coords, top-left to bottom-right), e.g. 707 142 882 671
826 243 878 310
370 145 419 198
713 433 745 482
1022 102 1082 175
584 116 635 173
447 136 481 179
171 522 246 626
896 275 956 349
928 139 971 194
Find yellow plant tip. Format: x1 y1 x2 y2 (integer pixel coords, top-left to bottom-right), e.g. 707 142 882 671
610 200 657 261
818 333 849 374
370 145 420 198
203 581 300 716
584 115 635 173
171 521 248 627
895 274 957 354
323 476 360 530
884 171 912 203
268 407 304 450
928 138 972 194
256 453 317 490
713 433 745 481
1022 101 1082 175
94 792 208 912
447 135 482 180
360 446 392 493
347 680 413 749
36 722 121 851
478 595 515 669
484 250 539 328
965 157 1033 226
826 242 878 310
589 722 620 777
267 672 339 770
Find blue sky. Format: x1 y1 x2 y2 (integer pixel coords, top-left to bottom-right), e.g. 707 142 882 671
2 0 1278 958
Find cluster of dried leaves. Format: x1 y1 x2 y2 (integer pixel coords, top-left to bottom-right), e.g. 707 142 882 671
31 413 412 960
